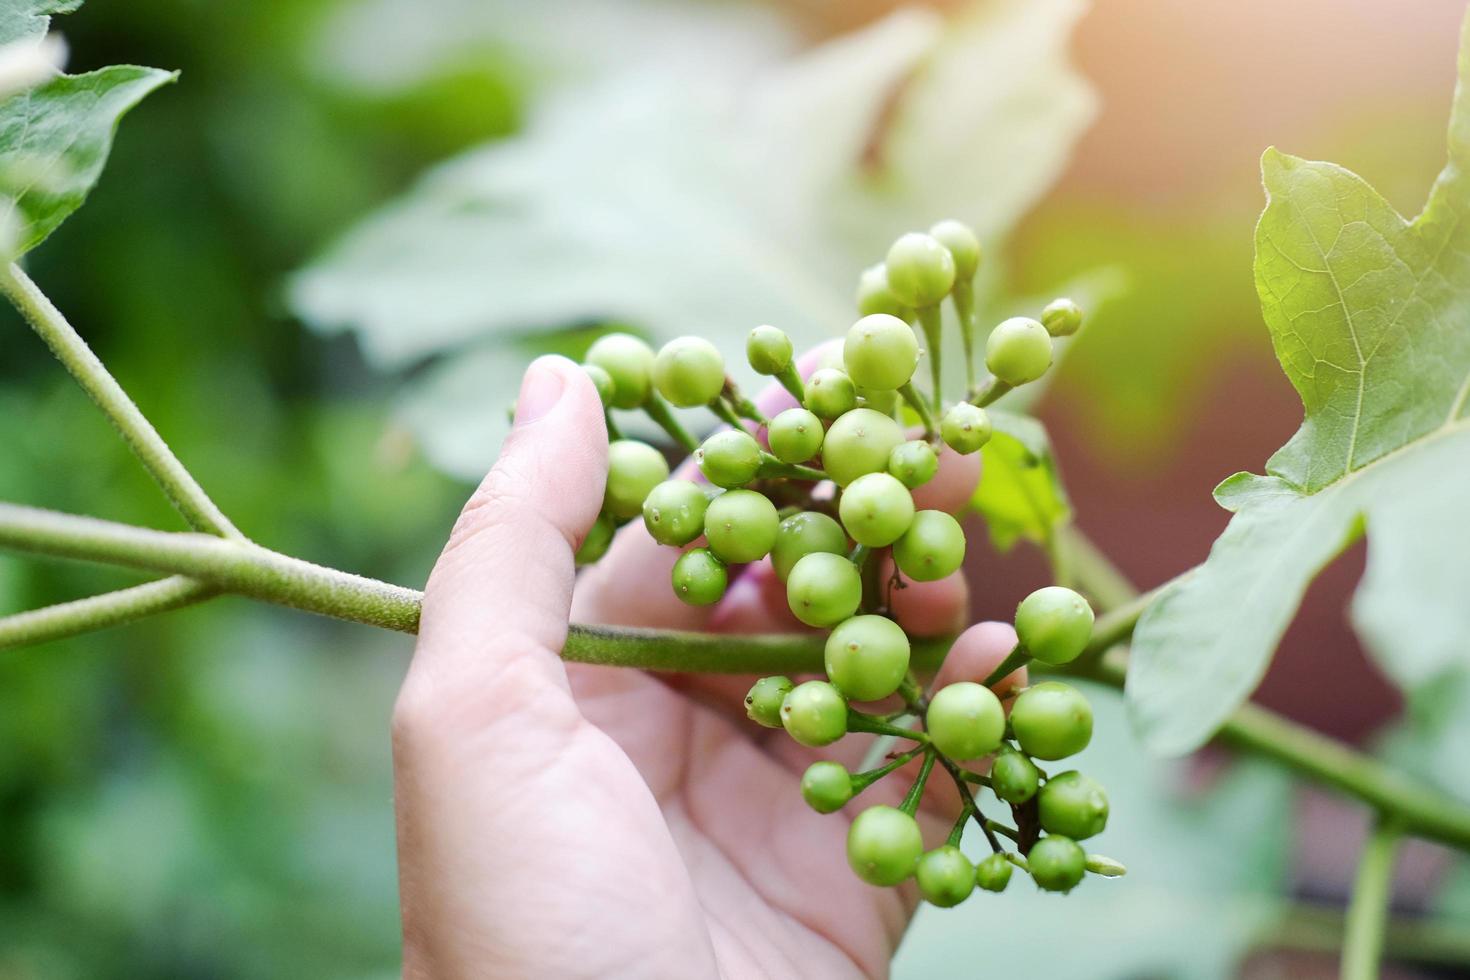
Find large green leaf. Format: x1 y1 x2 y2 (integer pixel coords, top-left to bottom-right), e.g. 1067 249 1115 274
970 409 1071 551
0 0 77 46
1127 12 1470 755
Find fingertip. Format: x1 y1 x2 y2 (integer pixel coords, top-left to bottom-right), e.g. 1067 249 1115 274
934 621 1025 695
889 569 969 639
911 444 981 515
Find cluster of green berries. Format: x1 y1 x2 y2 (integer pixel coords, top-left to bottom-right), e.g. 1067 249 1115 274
565 220 1114 902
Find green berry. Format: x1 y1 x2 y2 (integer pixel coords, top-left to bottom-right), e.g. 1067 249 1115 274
603 440 670 519
1016 586 1095 665
771 512 848 581
856 385 898 415
653 336 726 407
786 552 862 628
846 805 923 886
746 324 794 375
1037 771 1109 841
888 440 938 489
801 761 853 814
586 333 655 409
582 363 616 407
823 408 904 487
928 219 981 282
985 317 1052 386
838 472 914 547
885 232 956 308
925 681 1005 761
767 408 825 464
1041 297 1083 338
1027 835 1086 893
703 489 779 564
990 745 1041 805
975 852 1013 893
575 514 615 566
745 675 794 728
916 846 975 907
824 614 910 702
843 313 919 392
1011 682 1093 761
805 368 858 420
696 429 763 488
671 548 727 606
940 403 992 455
780 680 848 747
642 479 709 546
856 263 911 319
892 510 966 582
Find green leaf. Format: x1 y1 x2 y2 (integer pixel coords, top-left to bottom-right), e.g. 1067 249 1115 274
0 0 78 46
969 409 1071 551
0 65 176 256
1127 11 1470 755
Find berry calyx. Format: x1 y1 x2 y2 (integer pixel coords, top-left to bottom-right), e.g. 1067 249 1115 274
771 512 848 581
767 407 825 464
975 852 1013 893
928 219 981 282
653 336 726 407
1027 835 1086 893
585 333 656 408
642 479 710 546
696 429 763 488
985 317 1052 386
574 514 615 566
885 232 956 309
581 363 616 407
846 805 923 886
823 408 905 487
1015 586 1095 665
786 552 862 628
838 472 915 547
824 614 911 702
781 680 848 747
703 489 779 564
801 761 854 814
892 510 966 582
604 439 670 519
746 324 794 375
888 440 938 489
805 368 858 419
746 675 794 728
940 403 992 455
1010 682 1093 761
856 263 911 319
843 313 920 392
1037 771 1109 841
916 846 975 907
1041 297 1083 338
671 548 727 606
925 681 1005 761
990 744 1041 805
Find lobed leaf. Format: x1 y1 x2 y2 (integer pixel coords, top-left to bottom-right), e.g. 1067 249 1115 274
969 409 1071 551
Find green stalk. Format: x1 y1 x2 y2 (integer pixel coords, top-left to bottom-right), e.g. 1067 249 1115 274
916 305 944 412
773 364 805 405
950 280 976 391
1341 818 1403 980
640 392 699 452
979 643 1031 690
850 745 925 793
897 381 938 438
968 375 1012 409
898 747 936 816
0 576 216 649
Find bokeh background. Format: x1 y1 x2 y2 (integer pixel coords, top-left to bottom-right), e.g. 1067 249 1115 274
3 0 1469 976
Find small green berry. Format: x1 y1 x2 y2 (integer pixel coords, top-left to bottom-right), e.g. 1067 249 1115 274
886 232 956 308
856 263 911 319
604 440 670 519
671 548 727 606
703 489 779 564
990 745 1041 805
581 363 616 407
805 368 858 420
746 324 794 375
653 336 726 407
575 514 615 566
823 408 905 487
846 805 923 886
801 761 854 814
786 552 862 628
1027 835 1086 893
916 846 975 907
586 333 656 408
857 385 899 415
767 407 825 464
892 510 966 582
928 219 981 281
975 852 1013 893
838 472 914 547
1041 298 1083 338
696 429 763 489
985 317 1052 386
1016 586 1095 666
940 403 992 455
888 440 938 489
824 614 910 702
781 680 848 747
771 512 848 581
642 479 709 546
1011 682 1093 761
1037 771 1109 841
926 681 1005 761
745 675 794 728
843 313 920 392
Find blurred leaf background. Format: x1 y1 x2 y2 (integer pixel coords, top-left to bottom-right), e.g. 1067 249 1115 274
2 0 1469 976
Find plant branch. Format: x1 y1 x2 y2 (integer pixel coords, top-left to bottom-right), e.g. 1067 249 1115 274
1341 817 1403 980
0 576 216 650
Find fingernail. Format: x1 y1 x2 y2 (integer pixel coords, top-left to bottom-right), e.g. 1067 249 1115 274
514 360 566 426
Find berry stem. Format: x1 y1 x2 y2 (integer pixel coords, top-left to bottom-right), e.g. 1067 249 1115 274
968 375 1013 408
757 454 827 482
946 799 975 847
641 392 699 452
986 820 1021 843
850 745 926 793
1342 817 1403 980
950 280 976 391
709 397 747 432
956 770 992 787
897 382 938 439
980 643 1032 691
897 673 928 715
916 304 944 412
774 363 806 405
848 709 930 741
721 381 769 426
937 756 1002 852
898 747 937 816
603 411 624 442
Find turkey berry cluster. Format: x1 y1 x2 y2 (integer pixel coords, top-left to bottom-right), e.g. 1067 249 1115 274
568 220 1122 901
